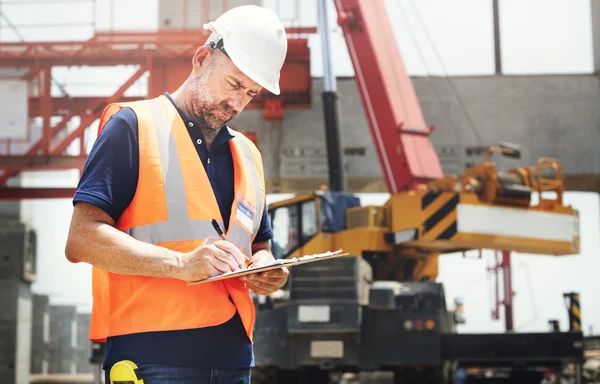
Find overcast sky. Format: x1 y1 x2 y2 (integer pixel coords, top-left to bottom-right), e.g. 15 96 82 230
3 0 599 335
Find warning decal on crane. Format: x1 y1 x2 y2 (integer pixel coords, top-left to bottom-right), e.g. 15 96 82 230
421 192 459 240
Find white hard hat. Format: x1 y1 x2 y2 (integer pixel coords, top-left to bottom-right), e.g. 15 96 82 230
203 5 288 95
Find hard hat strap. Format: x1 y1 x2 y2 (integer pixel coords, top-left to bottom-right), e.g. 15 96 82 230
209 38 230 59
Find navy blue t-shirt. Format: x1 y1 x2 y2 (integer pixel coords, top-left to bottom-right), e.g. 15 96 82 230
73 93 273 370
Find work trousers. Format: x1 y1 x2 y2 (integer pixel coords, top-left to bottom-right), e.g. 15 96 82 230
105 363 251 384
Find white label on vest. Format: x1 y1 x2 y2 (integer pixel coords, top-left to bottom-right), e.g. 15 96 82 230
236 199 255 233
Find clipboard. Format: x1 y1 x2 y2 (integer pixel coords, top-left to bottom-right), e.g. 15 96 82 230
188 249 348 285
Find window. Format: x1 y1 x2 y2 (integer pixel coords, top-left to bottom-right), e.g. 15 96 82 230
269 198 320 259
344 147 366 156
301 200 318 241
270 205 299 259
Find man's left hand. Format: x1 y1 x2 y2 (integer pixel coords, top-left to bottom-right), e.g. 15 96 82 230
240 250 289 295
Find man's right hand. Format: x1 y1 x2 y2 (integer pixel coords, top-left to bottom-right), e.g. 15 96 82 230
176 239 248 282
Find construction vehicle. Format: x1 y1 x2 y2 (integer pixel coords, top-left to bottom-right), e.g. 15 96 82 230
250 1 584 383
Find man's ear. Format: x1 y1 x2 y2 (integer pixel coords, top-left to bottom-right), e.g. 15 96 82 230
192 46 213 76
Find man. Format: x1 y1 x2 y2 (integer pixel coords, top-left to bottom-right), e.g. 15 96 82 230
65 5 289 384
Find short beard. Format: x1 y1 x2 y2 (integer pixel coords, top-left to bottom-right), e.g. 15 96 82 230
188 61 238 130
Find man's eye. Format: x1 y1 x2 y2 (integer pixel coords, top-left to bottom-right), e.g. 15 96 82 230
228 81 237 88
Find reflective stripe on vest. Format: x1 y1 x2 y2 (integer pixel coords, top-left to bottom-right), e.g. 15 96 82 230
121 99 263 257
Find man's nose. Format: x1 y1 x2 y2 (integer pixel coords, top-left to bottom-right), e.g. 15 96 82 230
228 93 251 112
227 98 242 114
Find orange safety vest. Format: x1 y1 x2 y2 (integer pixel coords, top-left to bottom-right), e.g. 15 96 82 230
88 95 265 343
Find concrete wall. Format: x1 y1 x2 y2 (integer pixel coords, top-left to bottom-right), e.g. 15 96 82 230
30 300 92 376
75 313 92 374
232 75 600 193
31 294 50 374
593 0 600 73
0 201 20 218
0 220 33 384
48 305 77 374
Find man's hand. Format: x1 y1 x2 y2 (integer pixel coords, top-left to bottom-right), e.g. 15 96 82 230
177 239 248 282
240 247 289 295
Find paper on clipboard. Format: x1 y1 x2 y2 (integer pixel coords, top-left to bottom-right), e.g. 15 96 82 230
188 249 348 285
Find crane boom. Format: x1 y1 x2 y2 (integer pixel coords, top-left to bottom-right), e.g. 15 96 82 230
333 0 444 193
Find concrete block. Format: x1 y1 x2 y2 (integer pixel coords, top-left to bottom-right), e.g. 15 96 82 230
0 280 18 322
592 0 600 73
75 313 92 374
0 320 17 382
15 283 32 384
0 220 36 282
31 294 50 374
48 305 77 374
0 286 32 384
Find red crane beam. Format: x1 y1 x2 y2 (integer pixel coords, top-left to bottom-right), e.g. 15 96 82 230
29 96 141 116
334 0 443 193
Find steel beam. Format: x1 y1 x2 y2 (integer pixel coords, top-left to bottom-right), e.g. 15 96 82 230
0 188 76 200
29 96 140 116
0 29 316 67
51 66 148 155
0 155 87 170
334 0 444 193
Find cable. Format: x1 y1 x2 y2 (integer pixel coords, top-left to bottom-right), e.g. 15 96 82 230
0 10 25 41
407 0 484 147
395 0 462 148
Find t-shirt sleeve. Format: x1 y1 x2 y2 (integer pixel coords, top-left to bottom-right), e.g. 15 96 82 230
252 198 273 244
73 108 139 222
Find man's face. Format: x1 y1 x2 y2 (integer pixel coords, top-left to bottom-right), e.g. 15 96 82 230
188 49 262 130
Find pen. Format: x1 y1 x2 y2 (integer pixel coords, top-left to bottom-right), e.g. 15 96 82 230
211 219 250 269
211 219 227 241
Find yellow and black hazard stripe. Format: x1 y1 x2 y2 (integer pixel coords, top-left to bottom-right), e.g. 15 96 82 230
564 292 581 331
421 191 459 240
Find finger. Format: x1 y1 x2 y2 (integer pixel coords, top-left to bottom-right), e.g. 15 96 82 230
250 286 272 295
214 241 248 265
246 280 277 295
207 245 241 271
240 266 289 284
246 273 287 290
251 269 288 283
249 272 287 284
206 255 232 274
258 268 289 279
202 238 218 246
